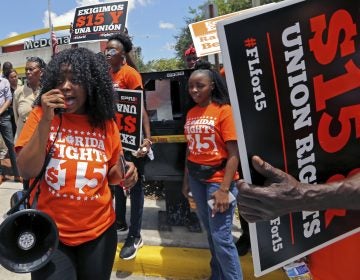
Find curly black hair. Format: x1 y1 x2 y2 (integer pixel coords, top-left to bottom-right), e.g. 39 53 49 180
192 60 230 105
108 33 133 53
36 47 115 129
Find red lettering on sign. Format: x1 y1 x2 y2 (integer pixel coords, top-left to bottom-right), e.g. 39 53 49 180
309 9 359 153
124 116 136 134
75 13 105 28
318 104 360 153
109 11 123 24
309 9 356 65
76 16 86 28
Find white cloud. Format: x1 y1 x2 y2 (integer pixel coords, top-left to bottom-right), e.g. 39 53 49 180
5 32 29 45
137 0 152 6
159 21 175 30
43 10 75 28
43 0 153 30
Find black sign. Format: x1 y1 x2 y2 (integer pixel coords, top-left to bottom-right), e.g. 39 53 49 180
217 0 360 276
70 1 128 43
114 89 143 152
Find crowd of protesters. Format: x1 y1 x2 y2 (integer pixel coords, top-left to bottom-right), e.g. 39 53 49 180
0 24 359 279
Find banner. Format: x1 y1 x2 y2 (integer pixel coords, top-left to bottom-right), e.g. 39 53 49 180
70 1 128 44
189 4 275 57
114 89 143 152
189 12 241 57
217 0 360 276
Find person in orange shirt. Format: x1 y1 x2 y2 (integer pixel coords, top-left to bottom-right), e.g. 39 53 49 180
15 48 137 280
237 156 360 280
182 60 243 280
105 32 151 260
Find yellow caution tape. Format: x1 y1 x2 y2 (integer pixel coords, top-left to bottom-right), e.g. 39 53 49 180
150 135 187 143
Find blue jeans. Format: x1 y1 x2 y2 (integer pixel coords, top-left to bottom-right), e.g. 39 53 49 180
114 152 145 238
0 112 19 177
189 175 243 280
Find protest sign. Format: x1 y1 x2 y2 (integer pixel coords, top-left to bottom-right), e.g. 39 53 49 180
114 89 143 152
70 1 128 43
189 5 275 57
217 0 360 276
189 12 241 57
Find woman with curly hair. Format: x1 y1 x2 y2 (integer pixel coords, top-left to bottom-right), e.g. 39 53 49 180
15 47 137 280
182 60 243 279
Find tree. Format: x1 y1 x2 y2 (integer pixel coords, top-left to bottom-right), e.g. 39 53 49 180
174 6 206 68
143 58 183 73
174 0 283 65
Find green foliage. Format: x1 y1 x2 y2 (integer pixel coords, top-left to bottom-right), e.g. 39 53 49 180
215 0 252 14
142 58 183 73
174 6 206 68
173 0 283 65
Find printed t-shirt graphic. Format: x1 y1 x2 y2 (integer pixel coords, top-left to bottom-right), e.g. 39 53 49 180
184 102 239 182
15 107 122 246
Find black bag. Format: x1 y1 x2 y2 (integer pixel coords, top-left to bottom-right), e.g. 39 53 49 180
187 159 226 181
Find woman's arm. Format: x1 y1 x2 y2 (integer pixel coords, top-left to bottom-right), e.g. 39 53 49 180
212 140 239 214
16 89 65 179
16 117 51 179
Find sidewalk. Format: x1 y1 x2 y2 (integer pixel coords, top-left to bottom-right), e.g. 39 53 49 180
0 168 287 279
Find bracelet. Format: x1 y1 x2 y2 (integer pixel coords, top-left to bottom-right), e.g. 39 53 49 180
219 188 229 193
143 138 152 145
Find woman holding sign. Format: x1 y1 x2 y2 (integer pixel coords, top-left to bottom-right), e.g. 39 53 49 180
105 32 152 260
182 60 243 280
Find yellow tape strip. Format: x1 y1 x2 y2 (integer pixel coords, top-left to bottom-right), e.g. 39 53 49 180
150 135 186 143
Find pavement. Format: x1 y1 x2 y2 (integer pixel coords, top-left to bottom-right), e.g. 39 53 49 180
0 161 288 279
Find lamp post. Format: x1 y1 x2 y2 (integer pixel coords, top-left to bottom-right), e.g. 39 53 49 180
207 1 220 71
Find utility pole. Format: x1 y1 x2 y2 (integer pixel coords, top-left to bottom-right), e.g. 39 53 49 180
208 1 220 71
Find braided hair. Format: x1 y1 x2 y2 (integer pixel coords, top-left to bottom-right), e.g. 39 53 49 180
193 60 230 105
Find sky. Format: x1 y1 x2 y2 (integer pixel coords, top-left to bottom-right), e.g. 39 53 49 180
0 0 205 62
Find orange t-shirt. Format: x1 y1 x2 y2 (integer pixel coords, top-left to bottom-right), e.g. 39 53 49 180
15 107 122 246
110 63 143 90
308 233 360 280
184 102 239 182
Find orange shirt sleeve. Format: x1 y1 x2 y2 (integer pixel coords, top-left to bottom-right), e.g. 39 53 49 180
219 105 238 142
124 65 143 90
15 106 43 152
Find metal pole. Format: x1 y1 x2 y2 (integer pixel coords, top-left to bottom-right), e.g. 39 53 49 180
48 0 53 51
208 2 220 71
